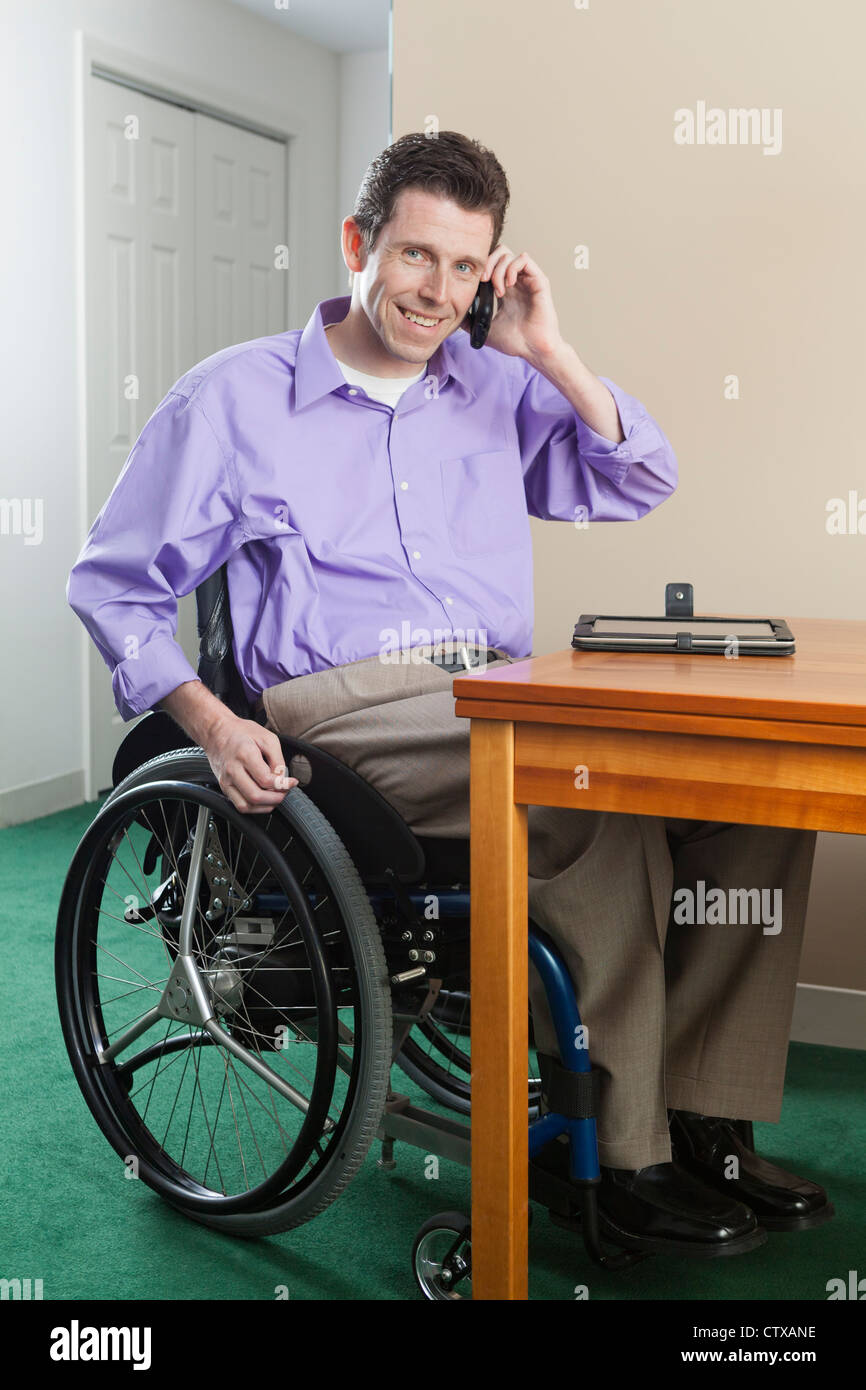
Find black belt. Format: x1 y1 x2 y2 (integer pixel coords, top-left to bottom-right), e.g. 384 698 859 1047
425 646 499 674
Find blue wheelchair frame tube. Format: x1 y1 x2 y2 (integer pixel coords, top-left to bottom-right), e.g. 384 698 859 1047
527 928 600 1182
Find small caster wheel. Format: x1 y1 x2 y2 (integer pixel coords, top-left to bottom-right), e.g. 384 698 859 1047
412 1211 472 1300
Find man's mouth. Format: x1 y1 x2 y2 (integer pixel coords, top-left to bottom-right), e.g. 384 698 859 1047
396 304 443 330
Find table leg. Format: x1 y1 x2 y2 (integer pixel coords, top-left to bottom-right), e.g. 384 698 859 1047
470 717 529 1300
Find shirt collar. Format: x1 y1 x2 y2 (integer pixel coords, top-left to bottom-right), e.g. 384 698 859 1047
293 294 479 410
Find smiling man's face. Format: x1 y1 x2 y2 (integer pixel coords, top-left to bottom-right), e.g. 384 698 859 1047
331 186 495 377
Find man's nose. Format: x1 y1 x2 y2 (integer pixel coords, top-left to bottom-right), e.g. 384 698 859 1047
420 272 449 305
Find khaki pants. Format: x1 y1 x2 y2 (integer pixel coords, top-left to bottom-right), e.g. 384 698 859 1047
259 645 817 1168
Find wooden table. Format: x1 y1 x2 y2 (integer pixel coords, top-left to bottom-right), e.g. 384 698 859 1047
452 616 866 1301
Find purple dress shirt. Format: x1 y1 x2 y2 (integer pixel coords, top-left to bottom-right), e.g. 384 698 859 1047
67 294 678 722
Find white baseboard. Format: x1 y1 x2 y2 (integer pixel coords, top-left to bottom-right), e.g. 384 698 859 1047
791 983 866 1050
0 770 85 829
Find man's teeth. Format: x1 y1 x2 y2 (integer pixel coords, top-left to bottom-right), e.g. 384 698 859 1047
400 308 439 326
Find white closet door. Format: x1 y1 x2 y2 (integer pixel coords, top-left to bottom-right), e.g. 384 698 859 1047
85 78 196 795
194 114 288 357
85 81 288 796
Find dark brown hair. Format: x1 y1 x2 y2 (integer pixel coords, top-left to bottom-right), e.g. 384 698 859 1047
351 130 510 259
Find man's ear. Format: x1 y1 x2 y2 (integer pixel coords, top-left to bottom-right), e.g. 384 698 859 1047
342 217 366 275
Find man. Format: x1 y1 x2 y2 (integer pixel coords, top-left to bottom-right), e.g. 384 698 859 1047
68 130 831 1258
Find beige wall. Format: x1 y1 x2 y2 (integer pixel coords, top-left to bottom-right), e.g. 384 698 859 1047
393 0 865 990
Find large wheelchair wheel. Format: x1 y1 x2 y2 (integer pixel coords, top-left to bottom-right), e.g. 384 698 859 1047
56 748 392 1237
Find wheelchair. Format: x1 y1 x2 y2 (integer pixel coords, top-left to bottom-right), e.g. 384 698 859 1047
56 564 753 1298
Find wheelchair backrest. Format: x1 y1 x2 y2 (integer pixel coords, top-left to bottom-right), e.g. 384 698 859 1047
195 563 252 718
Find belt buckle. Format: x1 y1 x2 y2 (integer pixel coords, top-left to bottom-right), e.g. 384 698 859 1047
429 644 485 673
454 644 486 672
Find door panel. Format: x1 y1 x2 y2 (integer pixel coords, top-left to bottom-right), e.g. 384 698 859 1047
85 77 287 795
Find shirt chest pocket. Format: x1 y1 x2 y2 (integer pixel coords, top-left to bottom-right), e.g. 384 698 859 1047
439 449 530 557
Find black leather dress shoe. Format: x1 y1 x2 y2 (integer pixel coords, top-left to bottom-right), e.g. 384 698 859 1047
597 1161 766 1257
529 1139 765 1258
669 1110 834 1232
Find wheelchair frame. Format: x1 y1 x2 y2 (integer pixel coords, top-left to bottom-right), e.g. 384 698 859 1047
64 562 753 1296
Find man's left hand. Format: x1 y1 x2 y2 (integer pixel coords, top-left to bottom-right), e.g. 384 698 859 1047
469 246 564 363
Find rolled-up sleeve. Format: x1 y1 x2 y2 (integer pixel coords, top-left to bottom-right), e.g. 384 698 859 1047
511 360 678 522
67 390 246 721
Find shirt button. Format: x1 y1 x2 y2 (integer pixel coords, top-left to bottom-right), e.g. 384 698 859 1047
348 388 358 396
445 596 454 605
400 481 408 490
412 550 421 559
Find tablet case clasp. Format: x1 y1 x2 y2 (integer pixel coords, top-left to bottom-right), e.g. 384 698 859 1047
665 583 694 618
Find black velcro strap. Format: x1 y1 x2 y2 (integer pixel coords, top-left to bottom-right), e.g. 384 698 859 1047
537 1052 600 1119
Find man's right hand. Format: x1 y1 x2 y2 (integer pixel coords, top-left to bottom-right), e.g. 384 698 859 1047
202 713 298 814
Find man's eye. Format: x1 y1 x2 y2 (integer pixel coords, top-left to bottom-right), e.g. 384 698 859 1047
405 249 422 260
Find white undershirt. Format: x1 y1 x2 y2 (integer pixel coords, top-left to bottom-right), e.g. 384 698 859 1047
325 326 427 408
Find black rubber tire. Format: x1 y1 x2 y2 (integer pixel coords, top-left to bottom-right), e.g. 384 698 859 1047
58 746 393 1237
412 1211 472 1300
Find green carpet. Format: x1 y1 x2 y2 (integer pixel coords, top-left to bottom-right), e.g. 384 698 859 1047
1 796 862 1302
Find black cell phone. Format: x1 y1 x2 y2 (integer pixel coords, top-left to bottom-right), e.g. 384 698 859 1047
465 277 496 349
